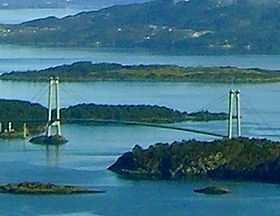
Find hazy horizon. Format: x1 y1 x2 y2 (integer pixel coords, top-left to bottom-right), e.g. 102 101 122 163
0 0 152 9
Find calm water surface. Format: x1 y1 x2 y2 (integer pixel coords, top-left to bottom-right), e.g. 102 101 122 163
0 45 280 73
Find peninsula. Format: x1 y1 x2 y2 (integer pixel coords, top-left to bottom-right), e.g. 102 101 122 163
108 138 280 184
2 61 280 83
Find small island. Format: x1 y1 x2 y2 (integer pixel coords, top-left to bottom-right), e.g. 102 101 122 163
1 62 280 83
194 186 230 195
108 138 280 184
0 182 103 195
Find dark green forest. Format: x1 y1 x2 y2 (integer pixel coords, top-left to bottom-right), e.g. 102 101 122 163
109 137 280 183
61 103 228 123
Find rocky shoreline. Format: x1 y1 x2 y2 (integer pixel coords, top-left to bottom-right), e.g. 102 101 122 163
108 138 280 184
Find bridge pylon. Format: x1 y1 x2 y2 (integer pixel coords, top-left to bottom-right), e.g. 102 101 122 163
228 89 241 139
46 77 61 137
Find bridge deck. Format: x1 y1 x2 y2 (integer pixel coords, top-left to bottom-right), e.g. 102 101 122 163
7 118 225 138
65 119 225 138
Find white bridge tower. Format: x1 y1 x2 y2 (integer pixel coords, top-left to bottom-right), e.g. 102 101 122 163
228 90 241 139
46 77 61 137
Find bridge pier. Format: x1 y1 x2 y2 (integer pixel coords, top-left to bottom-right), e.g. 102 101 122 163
228 90 241 139
23 123 27 138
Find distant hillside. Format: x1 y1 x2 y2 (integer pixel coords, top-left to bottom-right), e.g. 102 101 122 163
2 61 280 83
1 0 280 54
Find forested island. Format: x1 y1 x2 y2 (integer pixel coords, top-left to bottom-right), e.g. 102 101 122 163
1 0 280 54
2 61 280 83
61 103 228 123
108 138 280 184
0 99 228 139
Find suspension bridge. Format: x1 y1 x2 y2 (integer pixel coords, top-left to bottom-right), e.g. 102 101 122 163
0 77 245 141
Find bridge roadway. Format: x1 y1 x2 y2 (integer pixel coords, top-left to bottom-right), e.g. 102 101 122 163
11 118 225 138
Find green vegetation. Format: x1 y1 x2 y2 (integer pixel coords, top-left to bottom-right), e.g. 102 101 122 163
108 138 280 183
0 99 46 138
1 0 280 54
61 104 228 123
2 61 280 83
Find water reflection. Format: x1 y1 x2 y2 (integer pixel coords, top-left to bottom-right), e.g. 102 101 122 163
46 145 61 166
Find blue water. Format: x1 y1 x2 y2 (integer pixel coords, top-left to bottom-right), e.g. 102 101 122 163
0 124 279 216
0 45 280 73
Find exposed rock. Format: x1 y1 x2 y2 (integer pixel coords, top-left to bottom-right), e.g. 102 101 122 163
0 182 104 195
29 135 68 145
194 186 230 195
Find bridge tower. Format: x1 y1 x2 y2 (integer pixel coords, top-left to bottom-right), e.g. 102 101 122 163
228 90 241 139
46 77 61 137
